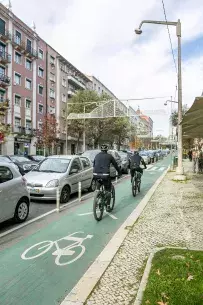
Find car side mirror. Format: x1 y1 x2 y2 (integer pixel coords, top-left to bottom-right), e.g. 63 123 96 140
70 168 79 175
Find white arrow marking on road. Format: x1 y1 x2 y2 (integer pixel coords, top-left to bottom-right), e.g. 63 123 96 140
78 211 118 220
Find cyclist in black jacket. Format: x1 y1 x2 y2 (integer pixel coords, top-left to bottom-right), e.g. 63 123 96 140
130 150 147 182
93 144 121 211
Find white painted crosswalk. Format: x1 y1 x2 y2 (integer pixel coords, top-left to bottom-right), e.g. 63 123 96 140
146 165 166 172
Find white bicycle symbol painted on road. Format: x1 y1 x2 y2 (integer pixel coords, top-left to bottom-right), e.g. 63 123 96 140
21 231 93 266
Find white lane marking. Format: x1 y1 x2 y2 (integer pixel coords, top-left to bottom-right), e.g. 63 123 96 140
21 231 93 266
0 174 128 238
148 166 158 171
158 167 166 171
78 211 118 220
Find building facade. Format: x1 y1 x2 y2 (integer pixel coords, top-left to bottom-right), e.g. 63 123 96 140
87 75 117 99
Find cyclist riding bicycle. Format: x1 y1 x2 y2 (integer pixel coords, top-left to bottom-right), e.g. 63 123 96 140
130 150 147 182
93 144 121 212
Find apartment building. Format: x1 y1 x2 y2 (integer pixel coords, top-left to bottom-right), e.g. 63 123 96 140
87 75 117 99
0 3 118 156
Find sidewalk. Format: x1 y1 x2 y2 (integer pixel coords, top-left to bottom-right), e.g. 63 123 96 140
85 160 203 305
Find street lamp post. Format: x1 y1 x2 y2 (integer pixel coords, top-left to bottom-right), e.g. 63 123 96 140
135 19 185 179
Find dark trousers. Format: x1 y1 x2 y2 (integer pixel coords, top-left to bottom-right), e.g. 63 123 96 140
130 167 143 181
94 174 112 192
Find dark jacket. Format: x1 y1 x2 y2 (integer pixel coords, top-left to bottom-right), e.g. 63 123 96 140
93 151 120 174
130 154 146 169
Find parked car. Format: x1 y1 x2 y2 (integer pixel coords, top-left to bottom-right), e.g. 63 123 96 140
0 162 30 224
0 156 24 175
108 150 122 172
25 155 94 203
148 150 156 163
27 155 46 163
139 151 151 164
1 155 37 175
118 151 129 174
82 150 117 177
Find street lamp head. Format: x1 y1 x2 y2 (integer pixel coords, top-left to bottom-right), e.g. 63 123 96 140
134 28 142 35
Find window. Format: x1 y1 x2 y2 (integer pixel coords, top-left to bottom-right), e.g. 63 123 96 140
0 89 5 102
25 78 32 90
26 99 31 109
38 122 42 130
0 166 13 184
50 88 55 98
15 117 21 126
80 157 91 169
98 86 100 92
38 104 43 114
15 52 21 64
14 72 21 85
15 95 21 106
0 18 6 36
38 67 44 78
50 55 55 64
62 78 66 87
50 72 55 82
26 120 31 129
0 66 5 75
38 49 44 60
62 94 66 103
25 59 32 70
38 85 43 95
26 39 32 52
15 30 21 45
70 158 82 174
49 106 55 114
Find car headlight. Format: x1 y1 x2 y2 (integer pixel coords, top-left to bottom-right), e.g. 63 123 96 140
45 179 59 188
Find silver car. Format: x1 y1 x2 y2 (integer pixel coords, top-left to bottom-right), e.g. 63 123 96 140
0 162 30 224
25 155 94 203
139 152 151 164
118 151 129 174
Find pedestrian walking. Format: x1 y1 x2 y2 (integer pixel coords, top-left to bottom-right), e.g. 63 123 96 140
198 147 203 173
188 149 192 162
192 147 199 173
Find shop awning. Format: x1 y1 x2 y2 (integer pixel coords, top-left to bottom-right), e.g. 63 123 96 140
182 96 203 138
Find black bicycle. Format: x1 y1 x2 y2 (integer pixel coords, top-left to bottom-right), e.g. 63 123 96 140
132 167 145 197
93 179 115 221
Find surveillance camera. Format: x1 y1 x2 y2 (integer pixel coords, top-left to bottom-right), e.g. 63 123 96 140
134 29 142 35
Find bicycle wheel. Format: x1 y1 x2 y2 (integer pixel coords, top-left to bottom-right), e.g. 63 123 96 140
21 241 53 260
138 180 141 193
93 191 104 221
132 177 137 197
109 184 115 211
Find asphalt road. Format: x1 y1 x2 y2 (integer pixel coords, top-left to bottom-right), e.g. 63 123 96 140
0 157 170 305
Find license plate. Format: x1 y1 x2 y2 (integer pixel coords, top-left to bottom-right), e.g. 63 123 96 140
30 188 40 193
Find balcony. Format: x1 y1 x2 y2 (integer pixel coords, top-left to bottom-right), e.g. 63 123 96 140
0 29 12 42
13 126 25 134
0 50 11 64
0 73 11 87
12 36 38 59
68 88 76 97
68 75 86 90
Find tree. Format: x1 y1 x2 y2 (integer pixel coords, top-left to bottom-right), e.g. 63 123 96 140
35 114 59 155
0 99 10 144
170 105 188 127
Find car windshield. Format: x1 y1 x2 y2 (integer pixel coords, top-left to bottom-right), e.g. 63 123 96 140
82 151 100 161
33 158 71 173
10 156 29 163
32 156 45 161
140 153 147 156
0 157 10 162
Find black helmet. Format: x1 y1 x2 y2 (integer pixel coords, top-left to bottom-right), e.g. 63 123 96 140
134 150 139 155
101 144 108 151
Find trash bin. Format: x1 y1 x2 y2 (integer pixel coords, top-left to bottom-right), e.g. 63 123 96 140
173 156 178 168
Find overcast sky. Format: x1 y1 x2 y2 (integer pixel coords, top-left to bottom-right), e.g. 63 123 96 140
7 0 203 136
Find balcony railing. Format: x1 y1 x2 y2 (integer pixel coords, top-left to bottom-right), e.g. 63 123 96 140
0 73 11 86
12 35 38 59
13 126 34 136
0 29 12 42
68 75 86 90
0 50 11 64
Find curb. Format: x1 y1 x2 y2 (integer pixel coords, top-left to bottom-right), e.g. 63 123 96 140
60 166 170 305
134 246 188 305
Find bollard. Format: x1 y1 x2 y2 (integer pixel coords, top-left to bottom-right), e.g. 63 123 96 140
78 181 82 202
116 171 118 184
56 187 60 212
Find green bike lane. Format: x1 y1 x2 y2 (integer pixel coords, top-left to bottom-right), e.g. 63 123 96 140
0 158 170 305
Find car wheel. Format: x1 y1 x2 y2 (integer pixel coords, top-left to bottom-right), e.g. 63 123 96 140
60 185 71 203
14 198 29 223
88 179 96 192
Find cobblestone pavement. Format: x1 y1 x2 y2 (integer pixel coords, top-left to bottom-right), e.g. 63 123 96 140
85 161 203 305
